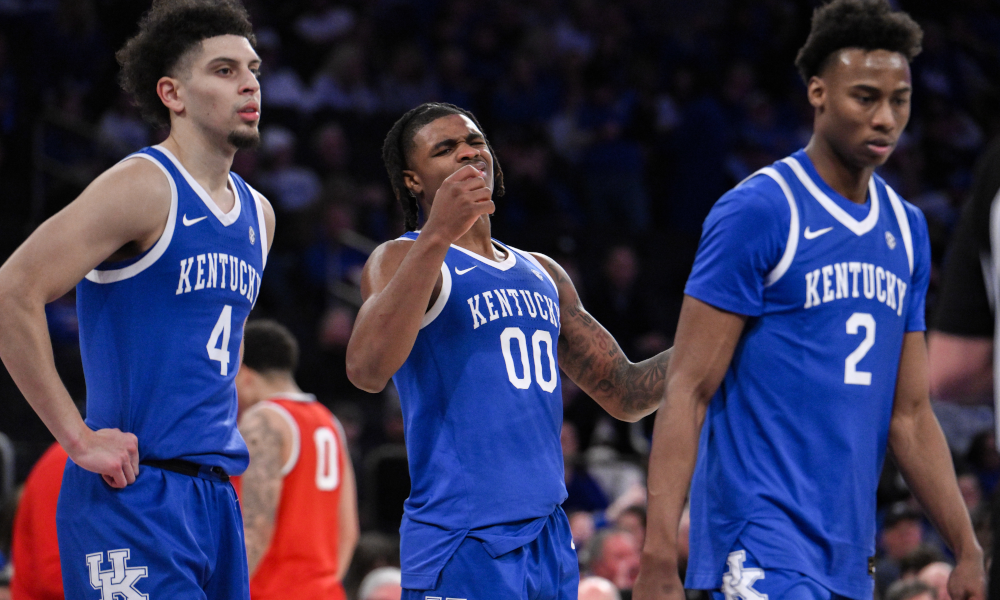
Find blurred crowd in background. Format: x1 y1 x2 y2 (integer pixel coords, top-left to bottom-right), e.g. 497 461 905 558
0 0 998 597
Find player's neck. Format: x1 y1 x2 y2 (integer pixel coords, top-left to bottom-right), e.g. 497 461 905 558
452 217 506 262
160 125 238 204
804 137 874 205
258 375 302 400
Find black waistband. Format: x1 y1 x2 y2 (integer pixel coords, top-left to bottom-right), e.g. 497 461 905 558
141 458 230 482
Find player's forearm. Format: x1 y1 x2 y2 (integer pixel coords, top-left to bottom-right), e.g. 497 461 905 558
641 381 707 566
346 235 450 391
889 405 982 560
0 283 89 453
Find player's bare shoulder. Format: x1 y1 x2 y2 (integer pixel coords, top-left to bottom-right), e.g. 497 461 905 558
76 155 174 248
527 251 577 303
359 237 420 300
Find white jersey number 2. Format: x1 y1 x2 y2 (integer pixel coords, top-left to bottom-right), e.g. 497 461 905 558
844 312 875 385
207 305 233 376
500 327 558 393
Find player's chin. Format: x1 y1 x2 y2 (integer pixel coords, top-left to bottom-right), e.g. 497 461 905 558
227 128 261 150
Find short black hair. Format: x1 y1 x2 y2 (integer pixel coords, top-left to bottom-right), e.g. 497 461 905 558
795 0 923 84
242 319 298 375
382 103 505 231
116 0 256 126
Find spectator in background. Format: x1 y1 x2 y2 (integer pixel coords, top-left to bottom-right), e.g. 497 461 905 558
96 92 149 160
578 576 621 600
876 503 928 597
898 545 948 581
10 443 66 600
585 528 641 592
886 579 938 600
918 562 954 600
258 125 322 213
307 42 379 115
358 566 402 600
342 533 400 600
615 505 647 553
562 421 609 514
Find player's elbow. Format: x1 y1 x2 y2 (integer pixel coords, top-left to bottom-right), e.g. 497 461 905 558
345 357 388 393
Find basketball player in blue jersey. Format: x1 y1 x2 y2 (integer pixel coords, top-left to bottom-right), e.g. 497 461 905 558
345 102 673 600
635 2 984 600
0 1 274 598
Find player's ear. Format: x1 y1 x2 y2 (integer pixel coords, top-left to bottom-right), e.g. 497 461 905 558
402 170 423 199
157 76 184 117
807 76 826 112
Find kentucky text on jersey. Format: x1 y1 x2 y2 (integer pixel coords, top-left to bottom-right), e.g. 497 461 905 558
176 253 262 303
467 289 560 329
803 261 907 315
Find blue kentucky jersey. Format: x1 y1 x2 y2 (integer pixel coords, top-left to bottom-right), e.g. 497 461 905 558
77 145 268 476
391 232 568 589
683 149 930 599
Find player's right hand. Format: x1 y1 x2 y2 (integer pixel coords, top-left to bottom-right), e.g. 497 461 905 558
633 556 686 600
70 427 140 488
422 164 495 244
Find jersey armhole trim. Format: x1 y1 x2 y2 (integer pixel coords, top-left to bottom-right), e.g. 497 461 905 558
421 262 451 329
84 153 177 284
247 183 269 269
757 167 799 287
884 186 915 275
255 401 301 477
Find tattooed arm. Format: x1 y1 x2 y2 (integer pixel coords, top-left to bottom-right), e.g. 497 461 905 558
238 405 292 576
531 253 672 422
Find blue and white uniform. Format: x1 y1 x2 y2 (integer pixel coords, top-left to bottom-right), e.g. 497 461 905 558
57 145 268 599
683 149 930 600
392 231 578 599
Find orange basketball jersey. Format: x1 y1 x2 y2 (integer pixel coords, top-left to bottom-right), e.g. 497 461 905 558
233 394 348 600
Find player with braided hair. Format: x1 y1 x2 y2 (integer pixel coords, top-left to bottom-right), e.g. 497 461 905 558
346 103 672 599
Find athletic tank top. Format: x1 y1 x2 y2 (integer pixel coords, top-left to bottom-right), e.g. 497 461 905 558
76 145 268 475
234 395 348 600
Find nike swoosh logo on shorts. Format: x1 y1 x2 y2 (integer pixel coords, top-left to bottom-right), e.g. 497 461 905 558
183 214 208 226
455 266 476 275
804 226 833 240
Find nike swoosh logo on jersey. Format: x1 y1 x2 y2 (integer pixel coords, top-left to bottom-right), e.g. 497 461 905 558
455 266 476 275
803 226 834 239
182 214 208 226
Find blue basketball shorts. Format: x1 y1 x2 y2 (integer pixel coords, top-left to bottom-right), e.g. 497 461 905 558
708 547 854 600
403 508 580 600
56 460 249 600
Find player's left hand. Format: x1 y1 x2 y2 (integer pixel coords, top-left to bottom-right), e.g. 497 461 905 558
948 553 986 600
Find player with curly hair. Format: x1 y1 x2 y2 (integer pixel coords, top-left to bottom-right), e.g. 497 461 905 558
635 1 984 599
0 0 274 597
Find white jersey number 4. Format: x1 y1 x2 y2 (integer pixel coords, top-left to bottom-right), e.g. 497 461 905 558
845 312 875 385
207 305 233 376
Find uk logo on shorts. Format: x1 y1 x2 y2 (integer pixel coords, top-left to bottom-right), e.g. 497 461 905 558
86 548 148 600
722 550 767 600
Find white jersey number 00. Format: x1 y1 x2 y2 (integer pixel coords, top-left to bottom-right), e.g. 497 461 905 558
500 327 558 393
